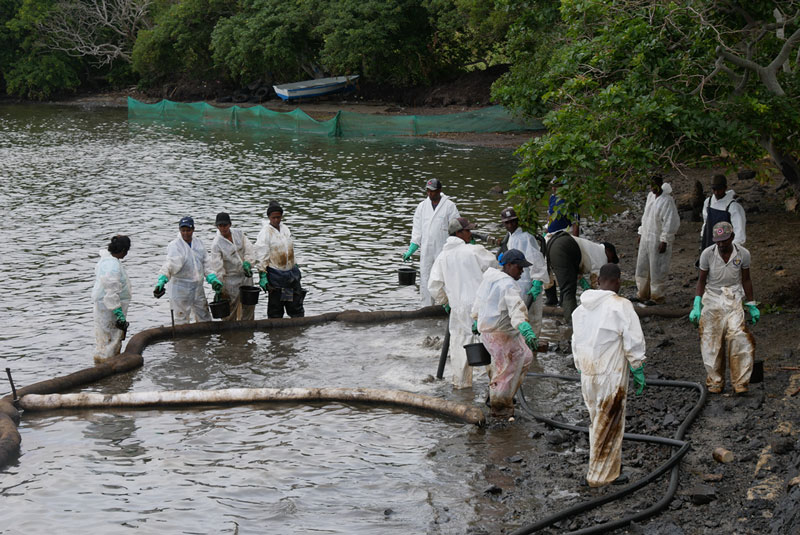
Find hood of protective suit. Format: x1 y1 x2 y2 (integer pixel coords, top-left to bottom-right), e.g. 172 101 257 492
578 289 617 310
442 235 467 251
713 189 736 204
660 183 672 197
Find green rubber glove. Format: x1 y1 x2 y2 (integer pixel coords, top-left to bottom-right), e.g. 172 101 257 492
243 261 252 278
472 320 479 335
153 274 168 298
443 304 451 314
518 321 537 350
579 277 591 290
402 242 420 262
206 273 223 292
528 280 544 301
689 295 702 326
630 364 646 395
745 302 760 325
259 272 268 292
112 307 128 330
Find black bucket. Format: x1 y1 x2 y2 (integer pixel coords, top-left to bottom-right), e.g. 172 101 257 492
464 342 491 366
750 359 764 384
209 298 230 319
398 267 417 286
240 285 260 306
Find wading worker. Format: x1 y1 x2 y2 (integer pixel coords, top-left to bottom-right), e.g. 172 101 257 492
255 201 306 318
471 249 538 418
572 263 646 487
428 217 498 389
634 174 679 304
500 207 549 339
92 235 132 364
402 178 460 306
153 216 223 324
546 231 619 324
700 174 746 250
209 212 257 321
689 221 758 394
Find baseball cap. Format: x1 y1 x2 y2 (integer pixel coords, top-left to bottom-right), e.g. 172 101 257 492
711 174 727 190
215 212 232 225
500 207 518 222
498 248 532 267
448 217 477 235
426 178 443 190
179 216 194 228
712 221 733 242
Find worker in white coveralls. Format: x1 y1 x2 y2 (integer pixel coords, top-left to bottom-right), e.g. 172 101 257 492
572 263 646 487
92 235 132 364
153 216 223 324
471 249 538 418
689 221 758 394
402 178 460 306
634 174 680 304
209 212 257 321
500 207 550 340
428 217 498 388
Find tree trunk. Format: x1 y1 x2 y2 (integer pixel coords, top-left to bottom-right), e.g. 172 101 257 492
759 137 800 199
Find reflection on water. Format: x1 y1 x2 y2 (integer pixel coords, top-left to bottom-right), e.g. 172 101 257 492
0 104 579 533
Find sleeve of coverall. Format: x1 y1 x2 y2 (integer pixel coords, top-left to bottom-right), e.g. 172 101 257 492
474 245 499 272
621 303 646 370
504 285 530 330
659 198 680 244
199 242 214 279
427 256 448 306
730 202 747 244
699 198 709 239
242 232 257 264
528 248 549 284
100 263 123 310
208 240 225 279
158 243 184 279
637 193 651 236
254 226 270 273
410 203 423 247
449 200 461 221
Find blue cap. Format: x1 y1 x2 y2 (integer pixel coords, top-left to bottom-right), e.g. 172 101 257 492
499 249 532 268
179 216 194 228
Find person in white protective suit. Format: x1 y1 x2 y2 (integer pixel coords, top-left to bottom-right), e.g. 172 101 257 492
572 263 646 487
689 221 758 394
153 216 223 324
402 178 460 306
500 207 550 339
471 249 538 418
209 212 257 321
634 175 680 304
428 217 498 388
92 235 132 364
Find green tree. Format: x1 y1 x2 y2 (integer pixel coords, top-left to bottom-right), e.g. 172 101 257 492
496 1 800 229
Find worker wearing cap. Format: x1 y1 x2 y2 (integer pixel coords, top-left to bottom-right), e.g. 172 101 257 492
700 174 746 250
153 216 222 324
402 178 460 306
689 221 758 394
634 174 680 304
428 217 498 388
470 249 538 418
572 263 646 487
209 212 257 321
255 201 306 318
500 207 550 338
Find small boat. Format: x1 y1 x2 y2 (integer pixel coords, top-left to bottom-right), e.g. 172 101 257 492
273 75 359 101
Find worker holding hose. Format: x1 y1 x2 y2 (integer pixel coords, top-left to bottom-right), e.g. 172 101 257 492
428 217 498 388
470 249 538 418
572 263 646 487
402 178 460 306
92 235 132 364
689 221 757 394
209 212 257 321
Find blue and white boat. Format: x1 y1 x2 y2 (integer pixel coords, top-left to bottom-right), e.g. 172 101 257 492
273 75 359 101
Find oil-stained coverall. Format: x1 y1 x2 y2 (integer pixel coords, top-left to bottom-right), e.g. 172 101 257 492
210 227 257 321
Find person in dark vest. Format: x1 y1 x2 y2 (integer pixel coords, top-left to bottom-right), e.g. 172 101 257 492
700 174 746 250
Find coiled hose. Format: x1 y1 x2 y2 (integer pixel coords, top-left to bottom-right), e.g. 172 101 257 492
512 373 706 535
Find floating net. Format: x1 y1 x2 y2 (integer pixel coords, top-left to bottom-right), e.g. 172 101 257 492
127 98 544 138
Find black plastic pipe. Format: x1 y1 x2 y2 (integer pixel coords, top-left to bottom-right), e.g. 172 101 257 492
511 373 705 535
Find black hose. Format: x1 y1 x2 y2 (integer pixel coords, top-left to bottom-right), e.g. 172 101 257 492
436 315 450 380
511 373 705 535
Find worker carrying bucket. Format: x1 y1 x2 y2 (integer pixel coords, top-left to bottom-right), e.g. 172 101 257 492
572 263 646 487
209 212 258 321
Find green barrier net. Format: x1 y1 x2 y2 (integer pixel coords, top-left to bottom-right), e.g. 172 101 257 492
127 98 544 137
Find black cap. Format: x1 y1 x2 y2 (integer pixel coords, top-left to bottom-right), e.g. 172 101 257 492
267 201 283 216
215 212 232 225
499 249 532 267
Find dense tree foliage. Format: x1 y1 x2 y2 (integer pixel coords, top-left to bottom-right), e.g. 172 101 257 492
495 1 800 228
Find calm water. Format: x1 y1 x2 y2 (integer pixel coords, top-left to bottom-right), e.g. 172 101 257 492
0 103 580 534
